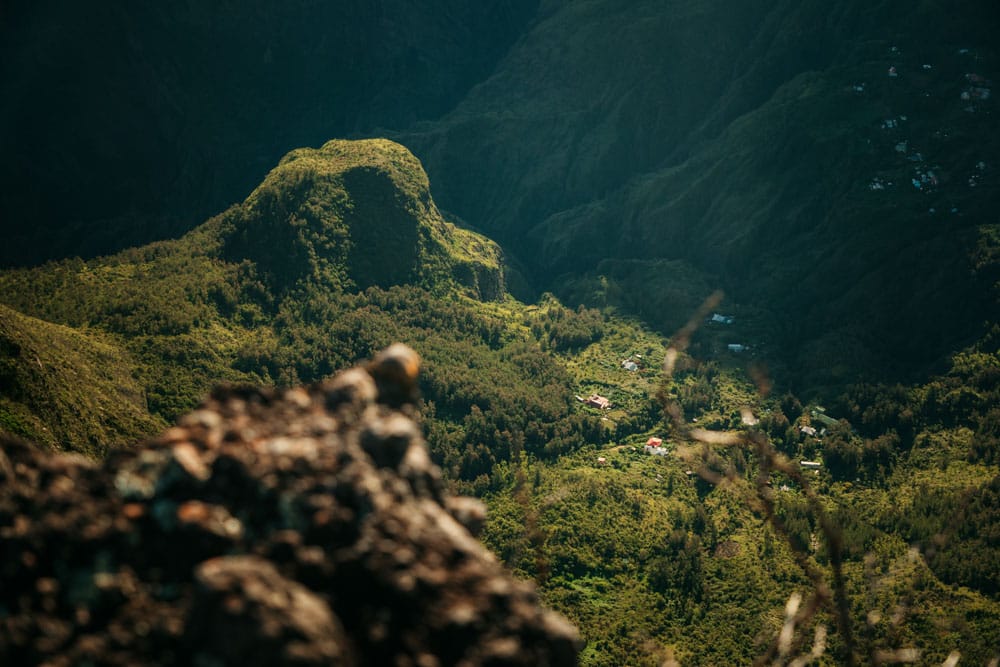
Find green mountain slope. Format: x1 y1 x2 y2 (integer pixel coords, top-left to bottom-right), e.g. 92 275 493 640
0 304 163 454
480 322 1000 664
1 135 999 664
0 139 607 477
399 0 1000 388
221 138 504 299
6 0 998 393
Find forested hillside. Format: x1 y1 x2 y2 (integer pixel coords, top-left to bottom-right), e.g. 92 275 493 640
1 136 998 664
479 319 1000 664
5 1 997 390
399 0 1000 389
3 3 1000 665
0 139 615 485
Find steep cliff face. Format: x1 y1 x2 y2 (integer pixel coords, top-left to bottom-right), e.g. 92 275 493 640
0 345 581 665
0 0 538 266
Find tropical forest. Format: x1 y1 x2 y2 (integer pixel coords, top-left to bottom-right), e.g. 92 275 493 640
1 2 999 665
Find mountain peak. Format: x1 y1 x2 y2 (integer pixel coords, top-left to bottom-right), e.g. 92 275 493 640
223 138 503 300
274 138 431 191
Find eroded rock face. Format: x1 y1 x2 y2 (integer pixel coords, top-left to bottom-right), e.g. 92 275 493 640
0 345 580 666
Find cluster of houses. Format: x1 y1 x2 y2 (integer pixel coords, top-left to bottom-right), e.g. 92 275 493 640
576 330 848 476
792 406 844 470
870 48 992 199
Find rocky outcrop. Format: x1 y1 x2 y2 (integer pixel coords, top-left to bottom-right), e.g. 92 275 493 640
0 344 579 666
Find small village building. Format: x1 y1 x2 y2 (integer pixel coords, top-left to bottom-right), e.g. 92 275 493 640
710 313 734 324
597 456 608 465
622 360 639 372
728 343 747 353
799 425 818 437
586 394 611 410
800 460 822 470
810 409 840 429
644 437 668 456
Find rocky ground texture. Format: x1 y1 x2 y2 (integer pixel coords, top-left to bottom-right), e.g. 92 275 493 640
0 344 580 666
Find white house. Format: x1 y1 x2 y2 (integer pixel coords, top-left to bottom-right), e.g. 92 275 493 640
644 437 668 456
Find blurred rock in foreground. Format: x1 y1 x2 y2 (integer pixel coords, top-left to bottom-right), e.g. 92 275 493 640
0 344 580 666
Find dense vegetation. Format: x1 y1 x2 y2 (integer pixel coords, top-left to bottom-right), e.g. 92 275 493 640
397 0 1000 391
2 136 999 664
0 140 611 484
8 3 998 394
0 304 163 455
479 323 1000 664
